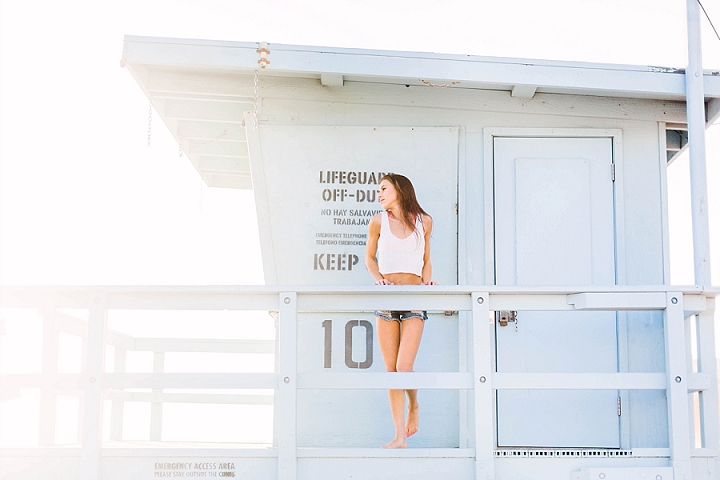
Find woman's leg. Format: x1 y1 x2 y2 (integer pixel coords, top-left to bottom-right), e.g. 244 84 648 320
376 316 406 448
396 318 424 438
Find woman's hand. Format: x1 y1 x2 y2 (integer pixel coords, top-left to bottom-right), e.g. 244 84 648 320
375 278 394 285
422 280 437 285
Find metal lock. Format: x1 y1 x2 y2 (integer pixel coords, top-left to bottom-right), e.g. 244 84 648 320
497 310 517 327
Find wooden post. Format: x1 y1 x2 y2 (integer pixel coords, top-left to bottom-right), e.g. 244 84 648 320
684 311 697 447
150 351 165 441
79 294 107 480
696 299 719 453
78 337 88 444
685 0 712 287
277 292 297 480
664 292 692 479
472 292 494 480
38 309 59 446
110 348 127 441
459 311 469 448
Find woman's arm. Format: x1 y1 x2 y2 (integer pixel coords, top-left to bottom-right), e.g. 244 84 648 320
421 215 436 285
366 214 392 284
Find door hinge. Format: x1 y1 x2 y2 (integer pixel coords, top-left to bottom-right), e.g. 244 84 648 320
455 203 458 215
611 163 616 182
617 396 622 416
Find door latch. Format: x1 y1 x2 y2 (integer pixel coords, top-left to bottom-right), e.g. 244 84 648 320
497 310 517 327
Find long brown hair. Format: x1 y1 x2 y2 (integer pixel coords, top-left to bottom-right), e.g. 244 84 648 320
380 173 429 232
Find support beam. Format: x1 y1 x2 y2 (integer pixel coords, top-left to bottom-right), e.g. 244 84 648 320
708 98 720 125
686 0 712 286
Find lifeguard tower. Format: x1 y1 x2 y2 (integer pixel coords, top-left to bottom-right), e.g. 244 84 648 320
1 2 719 479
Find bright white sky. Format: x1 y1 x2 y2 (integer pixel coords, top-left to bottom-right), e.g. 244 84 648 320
0 0 719 447
0 0 718 285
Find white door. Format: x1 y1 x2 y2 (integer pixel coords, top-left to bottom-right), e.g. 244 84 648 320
494 137 619 448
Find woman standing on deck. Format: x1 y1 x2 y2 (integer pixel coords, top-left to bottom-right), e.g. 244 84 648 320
365 173 435 449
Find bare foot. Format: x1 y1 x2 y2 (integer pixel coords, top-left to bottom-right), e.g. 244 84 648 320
406 402 419 437
382 437 408 449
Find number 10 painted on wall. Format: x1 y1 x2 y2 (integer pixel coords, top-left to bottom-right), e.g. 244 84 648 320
322 320 373 369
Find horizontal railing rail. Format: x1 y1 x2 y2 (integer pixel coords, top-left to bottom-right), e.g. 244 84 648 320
1 284 716 309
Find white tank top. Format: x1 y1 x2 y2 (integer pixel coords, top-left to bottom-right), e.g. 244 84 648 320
377 212 425 277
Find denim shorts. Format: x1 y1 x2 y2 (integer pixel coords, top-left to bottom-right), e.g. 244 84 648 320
374 310 428 322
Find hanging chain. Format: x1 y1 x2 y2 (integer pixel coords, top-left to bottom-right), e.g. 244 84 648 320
253 70 259 130
147 101 153 146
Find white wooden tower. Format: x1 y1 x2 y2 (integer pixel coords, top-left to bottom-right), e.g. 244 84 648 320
1 1 718 479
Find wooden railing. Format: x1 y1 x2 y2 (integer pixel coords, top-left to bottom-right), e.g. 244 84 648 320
0 285 717 480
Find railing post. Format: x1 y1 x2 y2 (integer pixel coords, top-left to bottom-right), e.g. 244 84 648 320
696 299 719 453
684 309 697 447
38 308 59 446
664 292 691 479
459 311 470 448
78 336 88 444
79 293 108 480
150 351 165 441
110 348 127 441
277 292 297 480
472 292 494 480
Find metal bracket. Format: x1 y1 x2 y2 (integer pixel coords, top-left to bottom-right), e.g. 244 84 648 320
256 42 271 68
497 310 517 327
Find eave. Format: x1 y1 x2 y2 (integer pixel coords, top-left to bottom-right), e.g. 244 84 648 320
121 35 720 188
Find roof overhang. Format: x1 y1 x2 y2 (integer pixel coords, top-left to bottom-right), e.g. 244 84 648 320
123 35 720 101
121 35 720 188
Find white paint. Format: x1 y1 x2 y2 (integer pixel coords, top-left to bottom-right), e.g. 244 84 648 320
252 126 458 285
278 292 298 480
510 85 536 98
1 287 718 480
79 295 107 480
664 292 692 479
685 0 713 287
472 292 494 480
121 35 720 100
